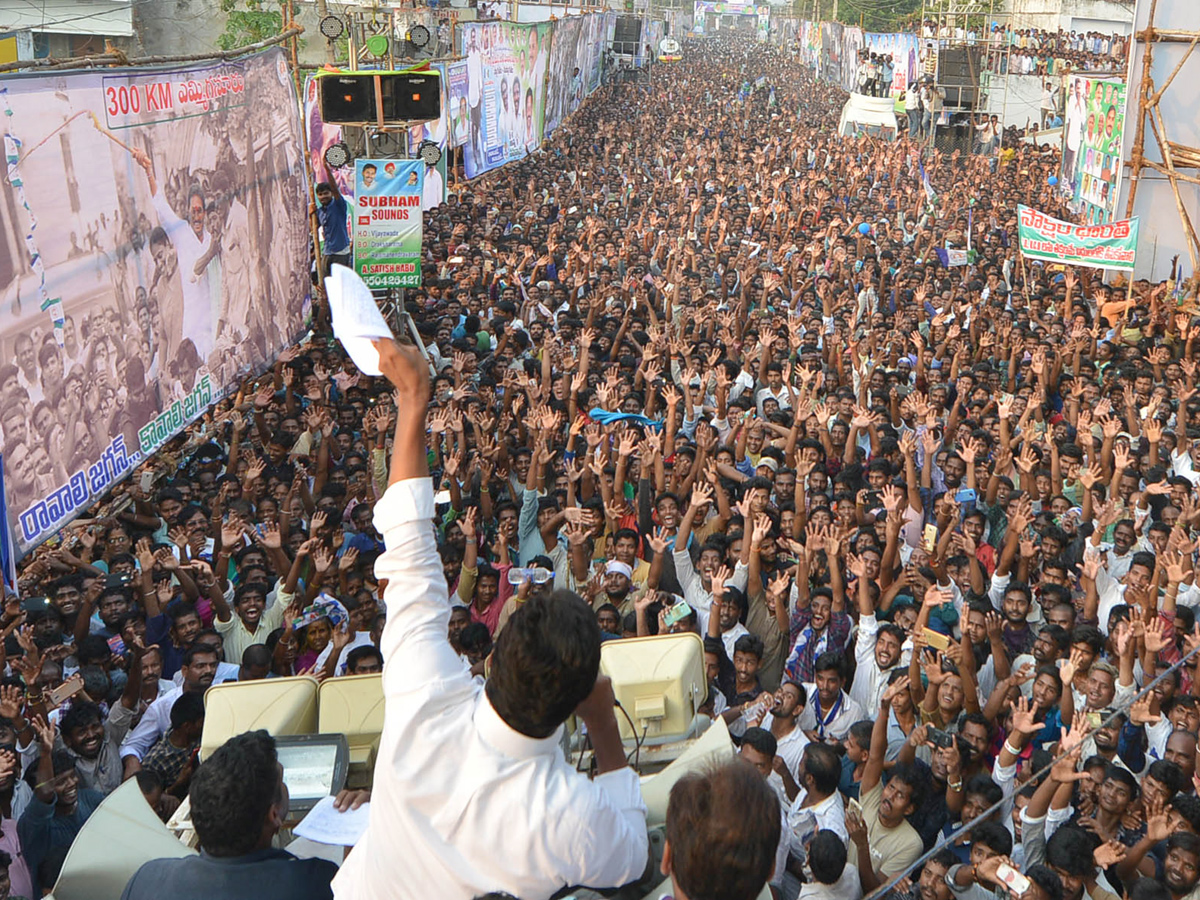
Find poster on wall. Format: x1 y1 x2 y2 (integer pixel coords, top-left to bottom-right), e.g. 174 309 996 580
0 49 310 555
461 20 552 179
352 158 423 289
1060 76 1126 225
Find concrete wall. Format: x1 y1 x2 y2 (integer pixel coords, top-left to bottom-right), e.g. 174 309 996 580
1005 0 1134 33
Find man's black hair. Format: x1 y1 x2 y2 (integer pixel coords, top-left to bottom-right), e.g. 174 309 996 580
971 820 1013 856
485 590 601 739
1148 759 1185 797
170 690 206 728
803 742 841 796
1045 825 1099 877
733 633 763 660
813 650 846 680
60 700 103 738
189 730 282 857
1027 865 1064 900
740 726 777 759
1128 878 1173 900
347 645 384 671
809 829 848 885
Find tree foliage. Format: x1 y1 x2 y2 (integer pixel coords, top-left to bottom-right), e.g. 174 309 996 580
217 0 293 52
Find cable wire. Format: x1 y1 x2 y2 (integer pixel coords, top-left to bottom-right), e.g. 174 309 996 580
864 638 1200 900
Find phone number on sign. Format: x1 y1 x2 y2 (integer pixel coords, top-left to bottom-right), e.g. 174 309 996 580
365 275 420 287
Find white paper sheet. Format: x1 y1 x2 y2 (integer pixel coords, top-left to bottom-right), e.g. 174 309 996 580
292 795 371 847
324 263 395 376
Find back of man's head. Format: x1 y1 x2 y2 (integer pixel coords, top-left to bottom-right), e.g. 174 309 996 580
665 760 781 900
809 829 847 886
189 730 283 858
485 589 601 739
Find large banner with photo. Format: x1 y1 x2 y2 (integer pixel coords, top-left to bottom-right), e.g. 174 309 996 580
544 14 607 137
864 32 921 95
406 62 450 211
0 48 310 554
461 20 552 179
1059 76 1126 226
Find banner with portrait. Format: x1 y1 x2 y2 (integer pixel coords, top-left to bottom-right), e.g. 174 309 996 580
0 48 310 555
352 159 423 289
864 32 920 95
460 20 552 179
406 62 450 211
1059 76 1126 225
446 60 470 149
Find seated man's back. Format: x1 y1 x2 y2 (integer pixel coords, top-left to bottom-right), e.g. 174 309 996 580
122 730 337 900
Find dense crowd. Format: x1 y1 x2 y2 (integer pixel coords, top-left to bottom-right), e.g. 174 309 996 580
2 30 1195 900
918 21 1130 76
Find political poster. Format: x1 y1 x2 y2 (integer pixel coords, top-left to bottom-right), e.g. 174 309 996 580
352 159 423 289
461 21 552 179
1017 205 1138 271
544 17 585 137
1059 77 1126 225
0 48 309 555
865 33 921 94
406 63 450 212
446 61 470 149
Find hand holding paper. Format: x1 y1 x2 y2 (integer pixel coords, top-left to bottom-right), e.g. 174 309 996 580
324 264 395 377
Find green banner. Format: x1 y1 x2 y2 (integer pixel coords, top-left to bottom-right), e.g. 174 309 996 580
1017 205 1137 271
352 158 423 289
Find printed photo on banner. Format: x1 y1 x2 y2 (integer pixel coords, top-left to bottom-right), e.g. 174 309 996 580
447 61 470 149
407 62 450 212
0 48 310 554
1060 76 1126 224
352 158 423 289
461 21 552 179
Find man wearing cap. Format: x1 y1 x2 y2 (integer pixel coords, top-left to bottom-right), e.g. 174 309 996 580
592 560 640 617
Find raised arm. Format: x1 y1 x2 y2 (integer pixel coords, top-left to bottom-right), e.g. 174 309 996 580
372 340 473 699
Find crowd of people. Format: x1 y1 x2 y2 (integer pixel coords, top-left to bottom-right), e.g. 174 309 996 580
917 21 1129 76
1 27 1194 900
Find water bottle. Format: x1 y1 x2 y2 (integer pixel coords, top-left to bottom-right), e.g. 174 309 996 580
507 566 553 586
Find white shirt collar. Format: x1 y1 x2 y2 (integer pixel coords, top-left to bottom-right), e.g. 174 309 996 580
472 691 564 759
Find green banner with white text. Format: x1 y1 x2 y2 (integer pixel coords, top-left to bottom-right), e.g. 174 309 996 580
1017 205 1137 271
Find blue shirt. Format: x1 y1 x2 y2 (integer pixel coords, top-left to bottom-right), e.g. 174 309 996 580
122 848 337 900
316 192 350 255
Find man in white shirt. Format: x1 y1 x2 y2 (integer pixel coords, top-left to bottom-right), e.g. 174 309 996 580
1064 77 1087 185
421 162 444 212
762 680 810 790
799 652 866 742
119 644 218 776
801 831 862 900
740 728 793 895
332 339 648 900
788 742 849 853
131 148 215 363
